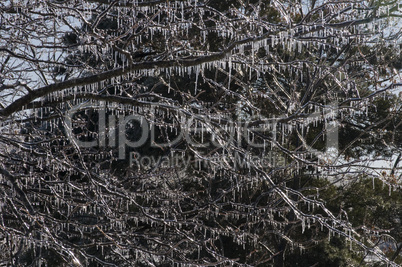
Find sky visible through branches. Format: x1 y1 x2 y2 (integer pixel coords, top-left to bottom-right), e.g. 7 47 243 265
0 0 401 266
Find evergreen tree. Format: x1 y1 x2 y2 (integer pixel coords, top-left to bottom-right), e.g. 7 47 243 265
0 0 401 265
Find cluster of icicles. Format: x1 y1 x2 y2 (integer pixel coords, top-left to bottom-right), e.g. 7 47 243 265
4 161 396 265
1 1 401 265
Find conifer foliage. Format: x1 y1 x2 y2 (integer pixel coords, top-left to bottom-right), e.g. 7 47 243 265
0 0 401 265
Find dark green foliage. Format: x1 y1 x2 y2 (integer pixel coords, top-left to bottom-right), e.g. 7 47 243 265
1 0 401 266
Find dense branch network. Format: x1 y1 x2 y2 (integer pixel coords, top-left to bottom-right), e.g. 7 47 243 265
0 0 401 266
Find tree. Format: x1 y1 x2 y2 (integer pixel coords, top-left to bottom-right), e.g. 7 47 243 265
0 0 401 266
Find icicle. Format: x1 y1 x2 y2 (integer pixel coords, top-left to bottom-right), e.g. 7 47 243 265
194 66 199 94
301 217 305 233
228 55 232 91
251 42 254 66
201 123 204 144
